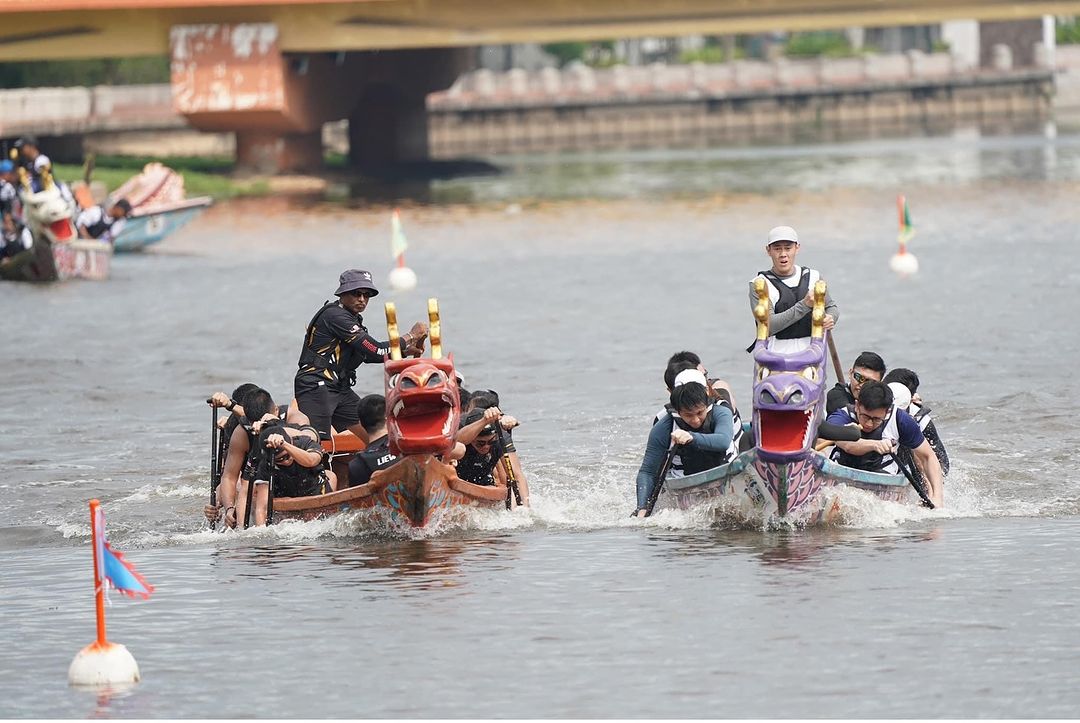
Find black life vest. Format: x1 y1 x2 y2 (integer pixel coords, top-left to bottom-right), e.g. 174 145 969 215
670 406 732 476
831 404 900 474
457 429 508 487
761 267 813 339
83 206 112 239
0 224 29 260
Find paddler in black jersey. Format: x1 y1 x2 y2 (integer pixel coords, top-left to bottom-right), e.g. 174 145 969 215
454 408 507 488
748 226 839 354
295 269 428 441
347 394 400 487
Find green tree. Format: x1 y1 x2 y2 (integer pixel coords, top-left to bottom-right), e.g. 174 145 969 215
1058 17 1080 44
0 56 169 89
541 42 588 67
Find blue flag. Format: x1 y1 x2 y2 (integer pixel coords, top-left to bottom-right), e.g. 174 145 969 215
95 505 154 600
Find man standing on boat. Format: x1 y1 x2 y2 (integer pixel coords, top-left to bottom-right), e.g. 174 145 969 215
295 269 428 440
749 226 838 354
12 137 53 193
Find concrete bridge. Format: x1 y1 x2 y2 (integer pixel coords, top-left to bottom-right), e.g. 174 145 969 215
3 0 1078 171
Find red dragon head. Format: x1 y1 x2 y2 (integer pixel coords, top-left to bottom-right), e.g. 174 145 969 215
385 356 460 456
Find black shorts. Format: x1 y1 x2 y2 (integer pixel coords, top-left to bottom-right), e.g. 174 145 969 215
273 469 329 498
294 375 361 436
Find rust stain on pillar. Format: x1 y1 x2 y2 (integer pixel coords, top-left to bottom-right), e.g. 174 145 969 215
171 22 287 126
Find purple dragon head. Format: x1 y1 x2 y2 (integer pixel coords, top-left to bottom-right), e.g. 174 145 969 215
751 338 827 463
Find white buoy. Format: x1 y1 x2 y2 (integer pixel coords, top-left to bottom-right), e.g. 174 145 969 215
890 247 919 277
388 209 418 291
69 642 140 688
388 264 418 291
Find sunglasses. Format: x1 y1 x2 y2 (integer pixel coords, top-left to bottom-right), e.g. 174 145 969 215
474 438 496 449
851 370 876 385
347 289 372 298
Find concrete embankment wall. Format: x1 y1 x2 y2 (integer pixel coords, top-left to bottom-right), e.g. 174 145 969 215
427 54 1054 157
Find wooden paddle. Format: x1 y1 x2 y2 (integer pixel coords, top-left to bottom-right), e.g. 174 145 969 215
826 331 845 388
494 426 522 509
888 448 935 509
642 445 677 517
207 400 221 530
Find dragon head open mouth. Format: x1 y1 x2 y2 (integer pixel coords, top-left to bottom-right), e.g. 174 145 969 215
751 341 827 462
385 357 460 456
24 187 76 242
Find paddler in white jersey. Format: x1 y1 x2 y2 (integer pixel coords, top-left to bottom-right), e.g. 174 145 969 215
748 225 838 354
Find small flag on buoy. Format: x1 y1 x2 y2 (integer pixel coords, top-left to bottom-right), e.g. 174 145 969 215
68 499 153 689
890 194 919 277
387 209 418 292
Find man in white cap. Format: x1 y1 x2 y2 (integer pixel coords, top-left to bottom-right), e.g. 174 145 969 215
294 269 428 440
748 226 838 354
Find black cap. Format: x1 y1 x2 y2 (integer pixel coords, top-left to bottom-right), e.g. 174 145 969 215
14 136 37 150
461 408 497 436
334 269 379 297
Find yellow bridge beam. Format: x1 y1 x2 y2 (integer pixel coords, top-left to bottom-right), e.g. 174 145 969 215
2 0 1080 61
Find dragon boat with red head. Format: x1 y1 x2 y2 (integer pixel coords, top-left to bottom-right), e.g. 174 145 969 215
654 279 913 523
270 299 509 529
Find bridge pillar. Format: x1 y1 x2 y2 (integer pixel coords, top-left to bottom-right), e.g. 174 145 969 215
235 129 323 175
170 24 473 173
345 47 475 170
347 86 430 169
170 23 365 173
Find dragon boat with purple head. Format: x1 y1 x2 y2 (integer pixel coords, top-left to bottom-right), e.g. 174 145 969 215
657 278 911 522
269 299 508 529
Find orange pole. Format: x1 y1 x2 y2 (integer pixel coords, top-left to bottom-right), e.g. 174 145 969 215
89 499 107 647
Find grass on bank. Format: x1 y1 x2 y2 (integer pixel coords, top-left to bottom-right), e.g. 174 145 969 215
52 155 270 198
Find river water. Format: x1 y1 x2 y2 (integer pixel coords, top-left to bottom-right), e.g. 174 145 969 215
2 126 1079 717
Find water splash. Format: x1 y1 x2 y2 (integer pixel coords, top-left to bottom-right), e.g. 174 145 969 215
39 443 1080 549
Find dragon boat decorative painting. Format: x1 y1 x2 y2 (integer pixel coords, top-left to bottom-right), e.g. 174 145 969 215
656 278 911 523
271 298 507 529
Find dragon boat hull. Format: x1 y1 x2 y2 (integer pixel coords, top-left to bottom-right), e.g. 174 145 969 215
660 449 911 523
272 454 507 528
112 198 212 253
0 232 111 282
